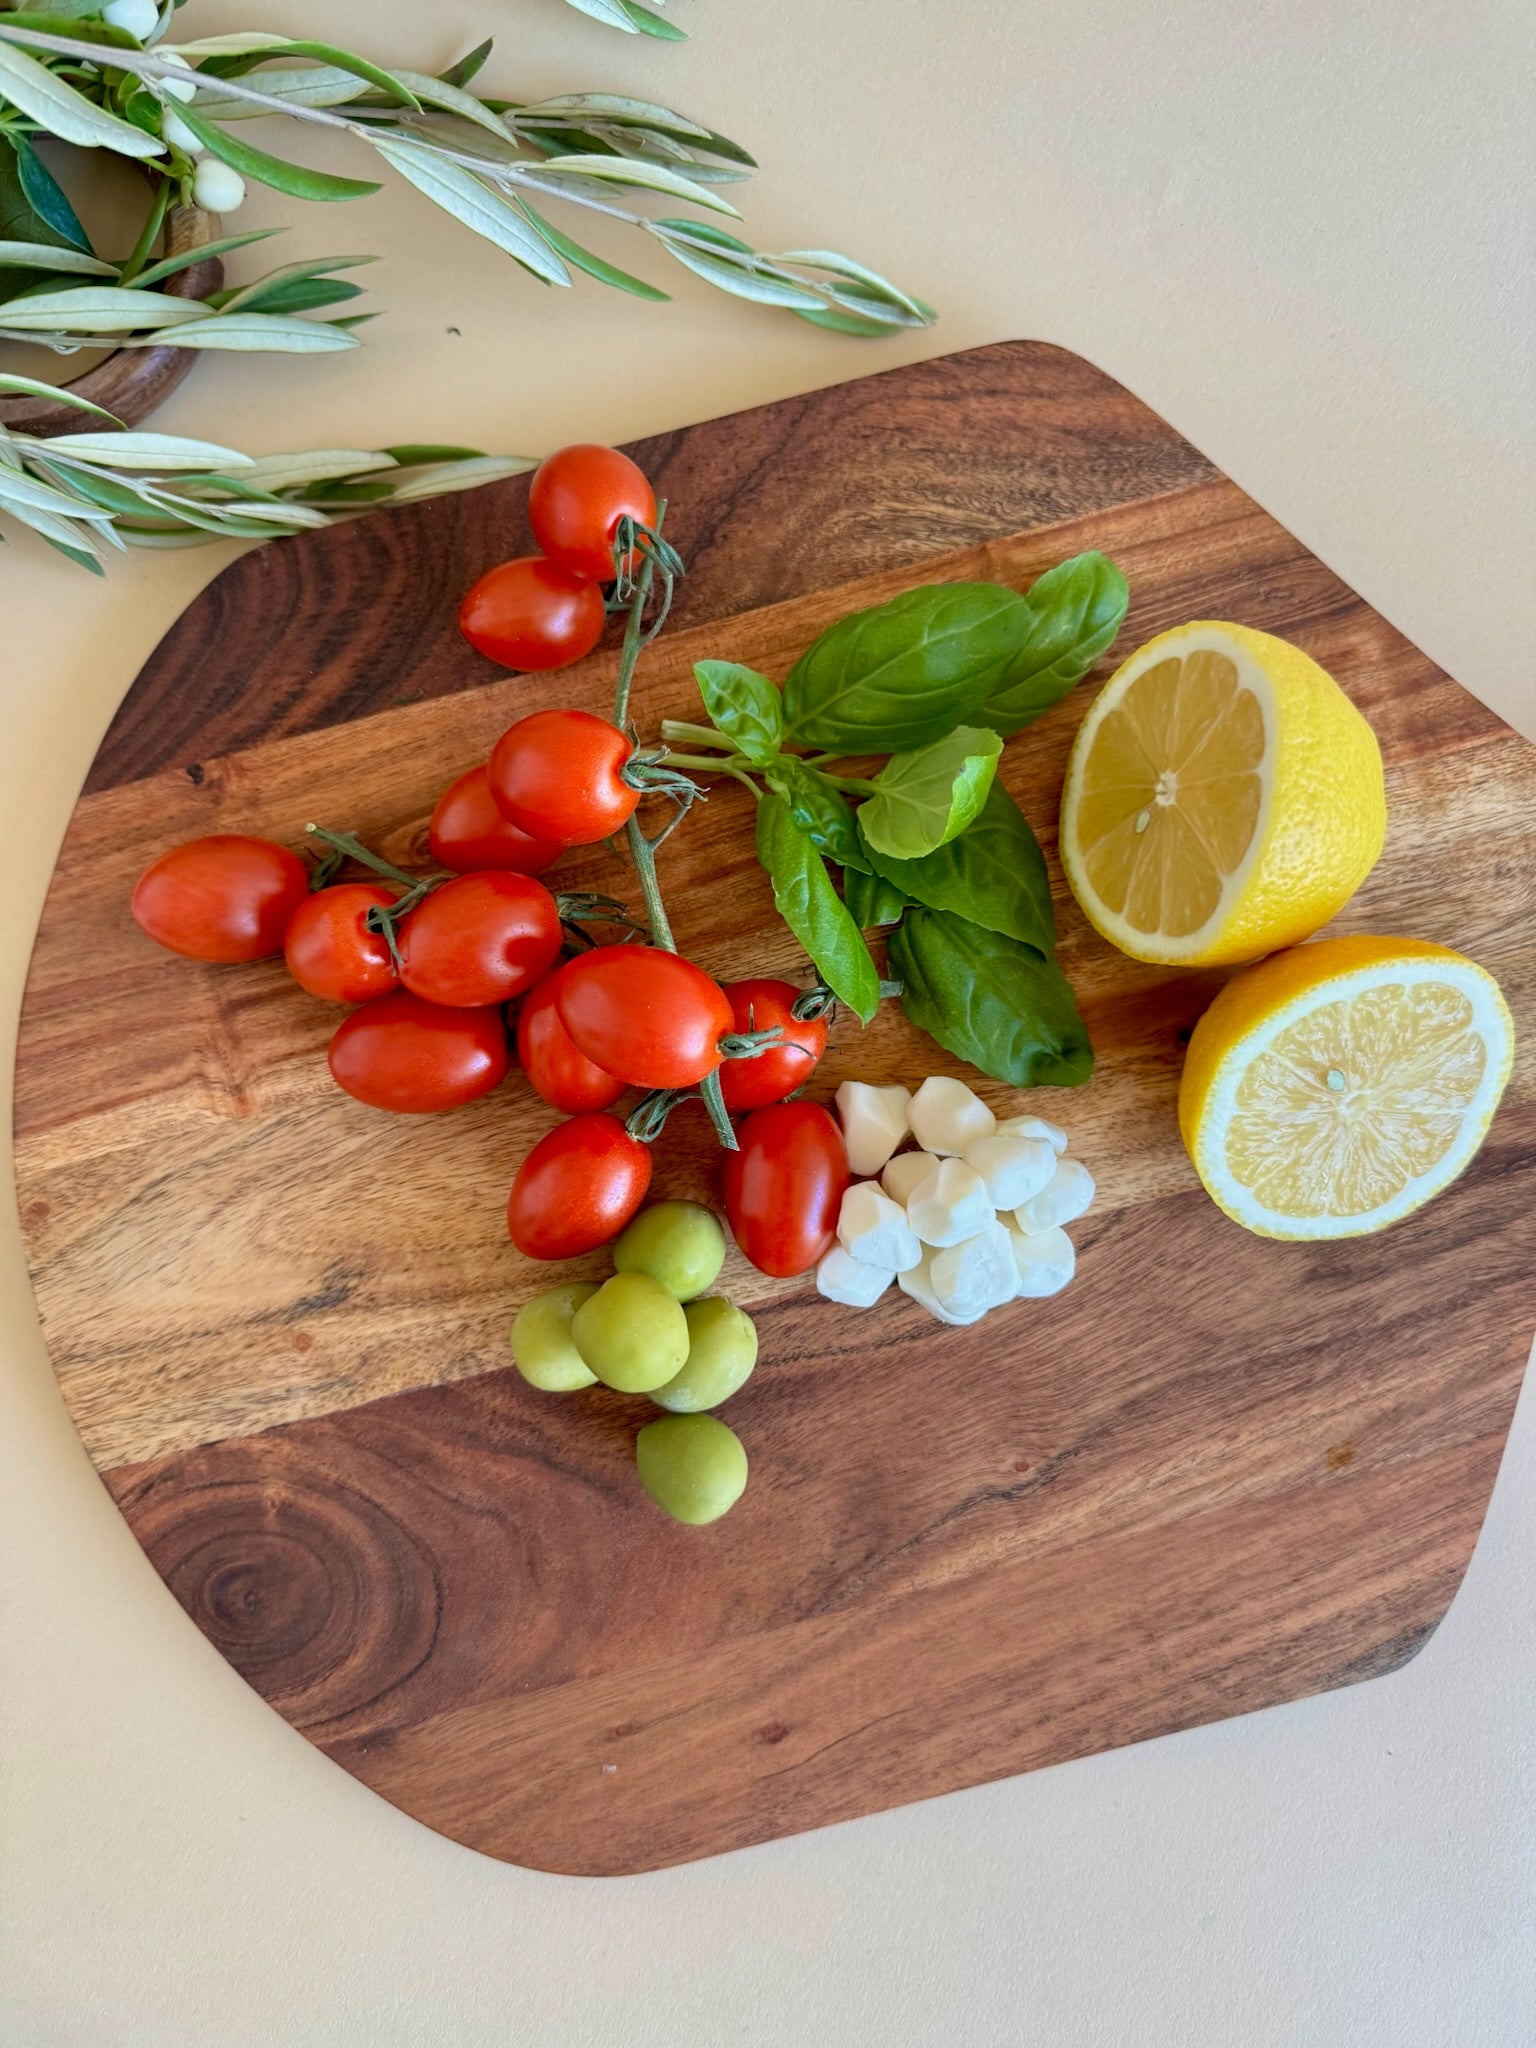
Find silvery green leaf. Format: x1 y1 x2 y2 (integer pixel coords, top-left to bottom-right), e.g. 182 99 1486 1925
0 241 116 276
520 95 712 141
559 0 644 30
653 234 825 310
778 249 931 321
533 153 741 217
385 68 514 141
189 66 370 119
119 527 236 549
217 253 375 315
160 34 292 57
131 229 282 290
367 134 570 283
238 449 397 491
40 432 253 470
0 464 117 520
383 455 535 502
0 43 166 158
150 312 362 351
134 485 331 533
0 286 205 331
0 494 106 559
0 371 118 418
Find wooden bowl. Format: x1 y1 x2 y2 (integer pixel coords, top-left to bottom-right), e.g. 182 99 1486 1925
0 205 223 437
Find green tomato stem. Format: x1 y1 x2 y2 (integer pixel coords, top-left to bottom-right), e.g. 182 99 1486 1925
624 812 676 952
305 822 425 893
660 720 741 752
698 1066 738 1151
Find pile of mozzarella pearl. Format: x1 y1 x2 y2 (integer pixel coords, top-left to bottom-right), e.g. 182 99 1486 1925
816 1076 1094 1325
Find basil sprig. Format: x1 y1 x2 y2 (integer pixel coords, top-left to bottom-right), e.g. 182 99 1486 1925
682 550 1129 1077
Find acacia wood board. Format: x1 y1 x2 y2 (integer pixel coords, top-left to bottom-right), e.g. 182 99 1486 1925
13 342 1535 1875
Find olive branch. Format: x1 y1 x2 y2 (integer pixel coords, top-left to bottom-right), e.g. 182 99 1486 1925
0 6 934 357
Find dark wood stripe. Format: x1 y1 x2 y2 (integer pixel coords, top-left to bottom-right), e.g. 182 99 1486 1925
83 341 1214 794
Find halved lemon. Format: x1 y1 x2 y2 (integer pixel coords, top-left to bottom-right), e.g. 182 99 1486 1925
1060 622 1386 966
1179 935 1515 1239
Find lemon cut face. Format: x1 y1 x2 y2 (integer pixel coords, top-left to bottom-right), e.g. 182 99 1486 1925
1061 622 1386 966
1179 937 1515 1239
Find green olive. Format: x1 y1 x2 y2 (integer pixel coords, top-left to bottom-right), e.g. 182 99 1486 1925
509 1282 600 1391
636 1413 749 1525
650 1296 758 1413
571 1271 689 1392
611 1200 726 1301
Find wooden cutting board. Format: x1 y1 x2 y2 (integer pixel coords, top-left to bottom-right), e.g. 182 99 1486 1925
13 342 1535 1875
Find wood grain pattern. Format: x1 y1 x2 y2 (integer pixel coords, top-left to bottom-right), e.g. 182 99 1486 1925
13 343 1535 1874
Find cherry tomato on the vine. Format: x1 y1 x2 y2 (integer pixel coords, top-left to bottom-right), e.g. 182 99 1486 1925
328 991 507 1113
507 1111 653 1259
396 870 562 1008
284 881 399 1004
527 443 657 583
428 765 561 876
555 944 734 1090
516 967 627 1115
458 555 606 672
488 708 638 849
717 978 828 1112
131 834 309 964
722 1100 849 1279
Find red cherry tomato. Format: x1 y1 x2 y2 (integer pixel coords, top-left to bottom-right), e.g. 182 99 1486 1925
507 1111 653 1259
283 882 399 1004
131 834 309 964
722 1100 849 1278
527 443 657 583
517 967 627 1114
718 978 828 1112
487 709 638 849
428 765 561 875
555 944 734 1090
458 555 606 672
328 991 507 1113
396 871 562 1008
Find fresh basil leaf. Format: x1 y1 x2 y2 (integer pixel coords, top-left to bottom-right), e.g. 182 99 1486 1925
858 781 1055 956
782 582 1034 753
889 909 1092 1088
12 137 90 254
756 794 880 1023
858 724 1001 861
171 103 382 202
764 756 870 872
693 659 782 767
978 552 1130 735
843 865 911 929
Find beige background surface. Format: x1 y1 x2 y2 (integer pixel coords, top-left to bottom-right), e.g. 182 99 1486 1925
2 3 1533 2043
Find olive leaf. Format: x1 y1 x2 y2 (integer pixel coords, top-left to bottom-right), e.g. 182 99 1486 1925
889 910 1092 1088
0 383 534 569
857 780 1055 955
756 794 880 1023
170 100 382 203
763 756 870 872
0 40 165 159
856 724 1001 860
781 582 1034 753
693 659 782 767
